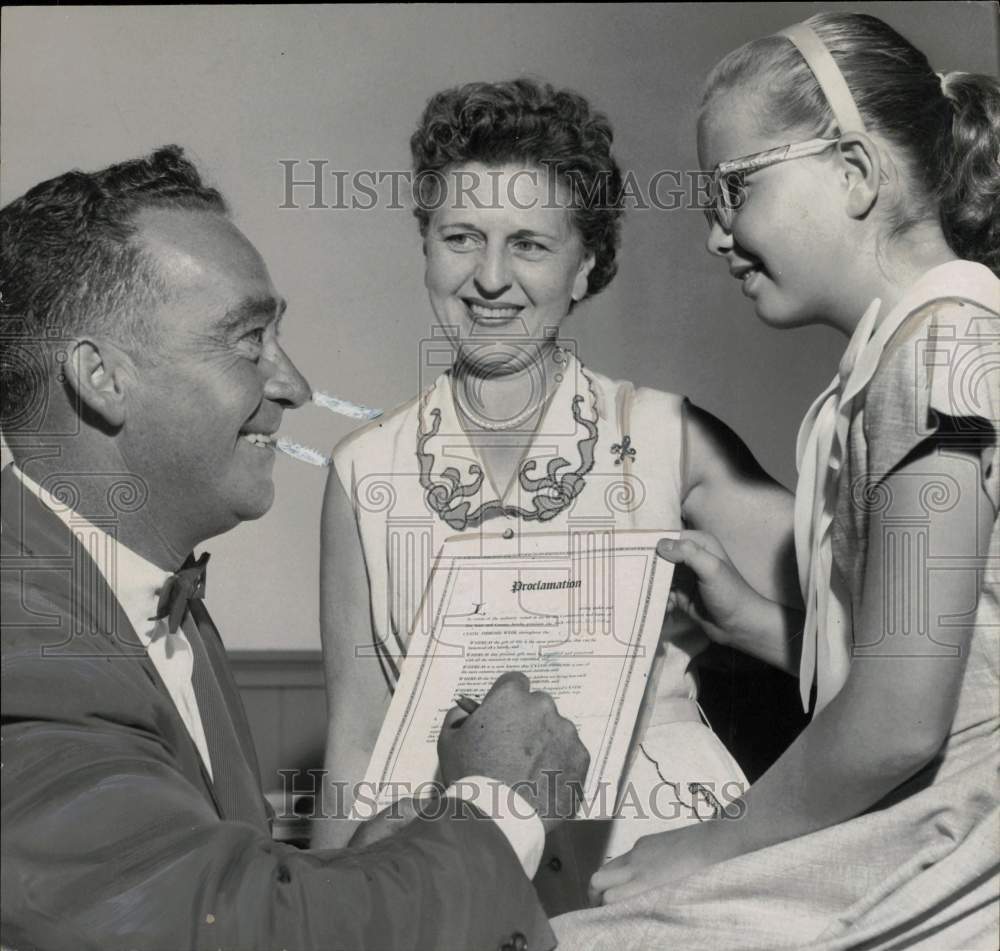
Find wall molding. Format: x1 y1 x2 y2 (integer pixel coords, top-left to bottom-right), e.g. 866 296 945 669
229 650 325 689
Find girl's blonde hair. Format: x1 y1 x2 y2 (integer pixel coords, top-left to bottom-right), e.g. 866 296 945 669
701 13 1000 273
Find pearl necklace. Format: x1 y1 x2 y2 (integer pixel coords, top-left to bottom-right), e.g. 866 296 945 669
450 346 565 432
451 381 545 432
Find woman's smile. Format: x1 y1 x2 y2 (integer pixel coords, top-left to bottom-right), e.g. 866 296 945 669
462 296 526 324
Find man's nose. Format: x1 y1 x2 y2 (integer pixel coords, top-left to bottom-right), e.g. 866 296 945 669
263 344 311 408
706 217 733 258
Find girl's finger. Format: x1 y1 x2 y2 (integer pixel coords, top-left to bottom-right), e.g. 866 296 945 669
657 536 724 580
602 879 650 905
589 860 635 904
669 588 701 623
674 529 728 560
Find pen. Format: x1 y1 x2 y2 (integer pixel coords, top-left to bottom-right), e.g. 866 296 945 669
455 694 481 714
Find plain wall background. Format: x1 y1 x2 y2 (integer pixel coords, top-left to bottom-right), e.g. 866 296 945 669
3 2 997 650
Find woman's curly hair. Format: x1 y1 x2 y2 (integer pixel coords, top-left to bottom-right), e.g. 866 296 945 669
410 78 624 299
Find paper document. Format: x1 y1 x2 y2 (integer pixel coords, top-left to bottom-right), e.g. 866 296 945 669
358 528 676 817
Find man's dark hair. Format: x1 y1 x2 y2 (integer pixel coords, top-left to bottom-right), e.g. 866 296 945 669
0 145 227 431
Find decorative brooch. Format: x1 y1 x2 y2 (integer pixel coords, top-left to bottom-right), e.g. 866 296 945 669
610 435 636 465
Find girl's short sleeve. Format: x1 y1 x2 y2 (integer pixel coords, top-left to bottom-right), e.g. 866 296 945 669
864 299 1000 513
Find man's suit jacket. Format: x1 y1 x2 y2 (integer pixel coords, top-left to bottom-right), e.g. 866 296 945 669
0 466 554 951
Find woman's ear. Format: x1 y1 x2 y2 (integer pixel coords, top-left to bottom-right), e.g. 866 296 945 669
836 132 883 219
572 253 596 302
61 338 128 428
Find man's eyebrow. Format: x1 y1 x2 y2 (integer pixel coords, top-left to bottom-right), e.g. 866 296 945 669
216 296 286 333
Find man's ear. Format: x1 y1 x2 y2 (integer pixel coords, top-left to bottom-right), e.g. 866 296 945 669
61 339 128 428
836 132 884 219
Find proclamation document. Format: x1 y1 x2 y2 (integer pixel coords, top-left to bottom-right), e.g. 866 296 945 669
358 529 676 817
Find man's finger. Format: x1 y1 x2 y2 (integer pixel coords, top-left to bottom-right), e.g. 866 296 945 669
528 689 559 720
442 706 469 730
485 671 530 700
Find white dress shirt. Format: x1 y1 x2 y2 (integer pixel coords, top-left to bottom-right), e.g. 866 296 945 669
12 466 545 875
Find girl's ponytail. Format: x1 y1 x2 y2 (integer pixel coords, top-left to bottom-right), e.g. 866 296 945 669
938 72 1000 274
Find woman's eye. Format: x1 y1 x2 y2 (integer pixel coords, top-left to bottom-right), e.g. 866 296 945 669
512 239 546 254
443 233 479 250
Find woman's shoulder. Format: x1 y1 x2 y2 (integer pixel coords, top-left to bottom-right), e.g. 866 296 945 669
580 363 686 420
330 388 426 467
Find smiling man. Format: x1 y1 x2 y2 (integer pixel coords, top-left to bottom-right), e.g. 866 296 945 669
0 146 589 951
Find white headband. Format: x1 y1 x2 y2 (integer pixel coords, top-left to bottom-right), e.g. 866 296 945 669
777 23 867 134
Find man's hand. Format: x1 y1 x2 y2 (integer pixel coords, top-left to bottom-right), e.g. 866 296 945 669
437 672 590 833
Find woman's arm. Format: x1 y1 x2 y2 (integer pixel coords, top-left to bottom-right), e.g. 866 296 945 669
313 463 392 849
593 444 992 902
679 402 803 671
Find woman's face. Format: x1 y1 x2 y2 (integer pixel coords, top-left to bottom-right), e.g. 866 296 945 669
424 162 595 375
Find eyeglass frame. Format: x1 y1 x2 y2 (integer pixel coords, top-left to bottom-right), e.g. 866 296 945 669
704 136 840 231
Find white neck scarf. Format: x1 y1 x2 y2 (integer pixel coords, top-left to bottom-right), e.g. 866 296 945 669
794 297 881 713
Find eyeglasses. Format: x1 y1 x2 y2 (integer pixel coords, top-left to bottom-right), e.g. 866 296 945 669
704 137 839 231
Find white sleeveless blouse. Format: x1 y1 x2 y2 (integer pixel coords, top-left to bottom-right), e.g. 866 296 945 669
333 351 703 707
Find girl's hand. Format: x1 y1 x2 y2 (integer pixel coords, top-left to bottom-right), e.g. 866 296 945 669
589 823 734 905
658 530 764 647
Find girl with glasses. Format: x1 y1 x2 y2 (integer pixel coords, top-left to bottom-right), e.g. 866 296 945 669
562 12 999 949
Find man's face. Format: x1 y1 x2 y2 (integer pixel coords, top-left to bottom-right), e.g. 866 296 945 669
120 208 309 548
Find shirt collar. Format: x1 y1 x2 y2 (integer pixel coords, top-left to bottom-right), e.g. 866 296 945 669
880 260 998 333
835 259 998 402
11 465 174 643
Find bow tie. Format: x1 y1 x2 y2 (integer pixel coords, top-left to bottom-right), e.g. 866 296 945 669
151 552 210 633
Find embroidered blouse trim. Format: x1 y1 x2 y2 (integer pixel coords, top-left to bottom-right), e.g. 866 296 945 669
416 368 600 530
